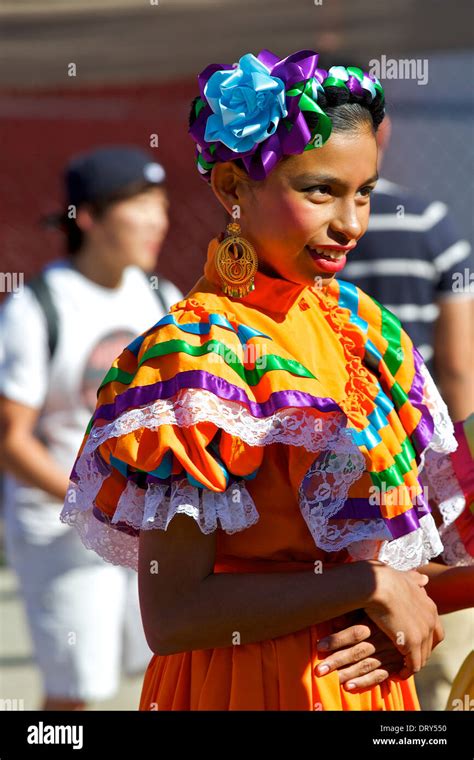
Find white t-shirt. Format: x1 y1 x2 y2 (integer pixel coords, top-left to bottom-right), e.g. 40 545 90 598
0 259 183 544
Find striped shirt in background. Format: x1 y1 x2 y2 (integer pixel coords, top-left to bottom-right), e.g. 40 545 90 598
340 178 473 379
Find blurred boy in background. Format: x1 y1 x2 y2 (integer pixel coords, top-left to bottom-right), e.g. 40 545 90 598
0 145 183 710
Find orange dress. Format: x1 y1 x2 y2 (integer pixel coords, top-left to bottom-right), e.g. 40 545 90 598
61 236 465 711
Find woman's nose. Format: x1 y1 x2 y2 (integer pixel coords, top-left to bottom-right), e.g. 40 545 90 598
329 202 363 242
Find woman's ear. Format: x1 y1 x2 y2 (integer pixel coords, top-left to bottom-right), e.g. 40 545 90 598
210 162 250 216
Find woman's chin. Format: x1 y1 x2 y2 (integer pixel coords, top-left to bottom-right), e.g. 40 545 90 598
298 268 335 287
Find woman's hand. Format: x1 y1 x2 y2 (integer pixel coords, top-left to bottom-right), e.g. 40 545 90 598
315 615 405 692
315 603 444 692
363 562 444 679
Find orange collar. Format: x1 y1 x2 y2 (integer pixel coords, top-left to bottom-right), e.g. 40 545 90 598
203 236 311 314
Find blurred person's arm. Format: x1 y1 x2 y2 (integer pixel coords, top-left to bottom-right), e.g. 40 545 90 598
0 396 70 500
429 210 474 421
417 561 474 615
434 296 474 421
0 286 69 500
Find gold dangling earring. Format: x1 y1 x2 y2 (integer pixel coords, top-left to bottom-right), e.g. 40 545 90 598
214 221 258 298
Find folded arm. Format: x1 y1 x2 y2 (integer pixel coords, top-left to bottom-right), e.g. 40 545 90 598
138 511 439 681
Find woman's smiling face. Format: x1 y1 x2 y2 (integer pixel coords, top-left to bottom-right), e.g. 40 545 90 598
211 125 379 287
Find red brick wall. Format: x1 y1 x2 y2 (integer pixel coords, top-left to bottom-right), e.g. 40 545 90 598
0 79 228 300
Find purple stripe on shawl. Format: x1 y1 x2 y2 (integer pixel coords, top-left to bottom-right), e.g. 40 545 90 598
334 492 431 522
332 501 427 539
92 369 342 422
405 345 435 456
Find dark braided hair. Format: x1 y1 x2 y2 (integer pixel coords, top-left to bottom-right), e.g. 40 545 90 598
316 76 385 133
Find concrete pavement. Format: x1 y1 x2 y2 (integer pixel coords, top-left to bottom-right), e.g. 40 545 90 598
0 562 145 711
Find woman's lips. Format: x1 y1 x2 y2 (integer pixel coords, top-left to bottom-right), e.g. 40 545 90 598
306 245 348 272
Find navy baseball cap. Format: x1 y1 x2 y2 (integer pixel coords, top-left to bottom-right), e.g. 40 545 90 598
42 145 167 228
65 145 166 206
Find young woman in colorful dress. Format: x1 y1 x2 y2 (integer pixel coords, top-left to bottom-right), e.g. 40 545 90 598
61 49 473 711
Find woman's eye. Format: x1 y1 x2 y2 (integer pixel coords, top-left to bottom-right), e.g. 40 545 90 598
303 185 331 195
301 185 375 197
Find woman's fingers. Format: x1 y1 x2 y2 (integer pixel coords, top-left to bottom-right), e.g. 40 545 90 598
337 652 404 685
342 663 402 692
398 645 423 679
319 572 442 687
316 623 371 653
315 640 378 675
316 624 400 678
415 591 440 669
422 628 434 670
363 565 442 683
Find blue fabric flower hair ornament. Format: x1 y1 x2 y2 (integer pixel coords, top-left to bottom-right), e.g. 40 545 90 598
188 48 385 183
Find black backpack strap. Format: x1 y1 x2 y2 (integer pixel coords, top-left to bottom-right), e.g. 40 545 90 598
27 273 59 360
145 273 171 314
154 283 169 314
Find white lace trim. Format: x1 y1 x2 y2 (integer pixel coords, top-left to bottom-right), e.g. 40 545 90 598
298 445 367 552
413 363 472 566
419 445 466 526
85 387 346 453
380 513 444 569
415 363 469 563
60 373 465 572
61 497 138 571
438 521 474 566
60 389 365 569
418 362 458 462
61 477 259 571
347 513 444 571
295 363 463 568
114 477 260 534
